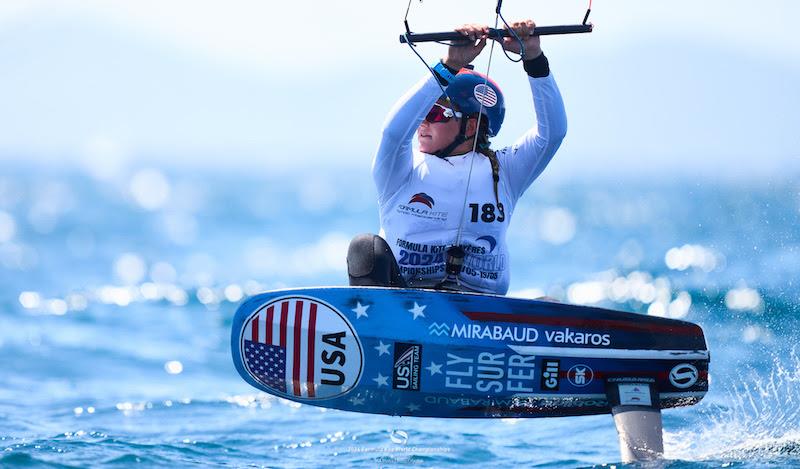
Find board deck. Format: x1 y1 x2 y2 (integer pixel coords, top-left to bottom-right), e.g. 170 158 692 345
230 287 709 418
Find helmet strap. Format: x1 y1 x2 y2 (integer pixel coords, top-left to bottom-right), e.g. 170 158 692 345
433 117 473 158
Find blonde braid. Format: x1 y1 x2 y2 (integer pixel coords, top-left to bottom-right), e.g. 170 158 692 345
476 124 501 207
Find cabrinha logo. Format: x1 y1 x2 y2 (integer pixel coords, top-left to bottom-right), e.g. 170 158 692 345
408 193 435 208
240 296 363 400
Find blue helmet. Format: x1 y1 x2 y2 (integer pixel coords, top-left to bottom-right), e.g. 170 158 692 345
444 70 505 137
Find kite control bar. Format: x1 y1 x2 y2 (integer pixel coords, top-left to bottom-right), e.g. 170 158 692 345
399 24 592 44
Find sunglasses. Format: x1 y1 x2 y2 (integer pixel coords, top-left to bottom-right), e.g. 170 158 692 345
425 103 463 124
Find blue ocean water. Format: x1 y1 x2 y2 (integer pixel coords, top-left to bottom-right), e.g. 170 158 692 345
1 164 799 468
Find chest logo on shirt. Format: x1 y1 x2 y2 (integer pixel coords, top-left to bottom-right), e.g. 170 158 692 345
397 192 448 221
409 193 435 208
476 235 497 253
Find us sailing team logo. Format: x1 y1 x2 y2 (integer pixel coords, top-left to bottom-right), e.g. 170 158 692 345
240 296 363 400
408 193 434 208
393 342 422 391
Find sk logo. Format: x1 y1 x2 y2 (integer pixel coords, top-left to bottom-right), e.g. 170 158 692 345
567 364 594 387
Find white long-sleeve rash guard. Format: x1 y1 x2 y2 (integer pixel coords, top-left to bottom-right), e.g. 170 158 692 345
372 70 567 295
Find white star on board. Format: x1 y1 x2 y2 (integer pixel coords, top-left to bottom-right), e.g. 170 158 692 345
352 302 369 319
373 373 389 387
349 396 365 406
426 362 442 375
408 302 427 320
375 341 391 356
406 403 421 412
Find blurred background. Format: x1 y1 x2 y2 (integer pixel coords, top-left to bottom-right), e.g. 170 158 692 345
1 1 799 467
1 0 798 175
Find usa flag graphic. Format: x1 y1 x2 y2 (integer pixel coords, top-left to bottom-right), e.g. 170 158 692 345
242 298 318 398
473 83 498 107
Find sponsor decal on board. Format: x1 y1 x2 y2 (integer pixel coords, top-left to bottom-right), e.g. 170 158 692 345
428 322 539 342
393 342 422 391
618 383 652 406
669 363 699 389
567 364 594 387
423 395 609 410
540 359 560 391
240 296 363 400
443 351 536 393
427 321 611 347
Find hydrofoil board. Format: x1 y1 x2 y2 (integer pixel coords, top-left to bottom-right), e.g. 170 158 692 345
230 287 709 418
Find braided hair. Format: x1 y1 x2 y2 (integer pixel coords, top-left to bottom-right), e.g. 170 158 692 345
475 120 501 207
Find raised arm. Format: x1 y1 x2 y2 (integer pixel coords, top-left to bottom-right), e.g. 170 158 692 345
372 77 442 204
496 20 568 199
500 65 567 200
374 23 491 203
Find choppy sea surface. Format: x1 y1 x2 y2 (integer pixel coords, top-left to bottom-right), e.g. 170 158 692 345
1 164 799 468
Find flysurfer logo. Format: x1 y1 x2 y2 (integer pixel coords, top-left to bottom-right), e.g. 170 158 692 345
392 342 422 391
540 359 560 391
669 363 699 389
408 192 434 208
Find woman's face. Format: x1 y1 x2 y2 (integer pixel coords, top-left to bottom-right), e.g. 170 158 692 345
418 102 463 154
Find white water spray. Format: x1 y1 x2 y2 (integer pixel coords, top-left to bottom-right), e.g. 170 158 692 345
666 349 800 462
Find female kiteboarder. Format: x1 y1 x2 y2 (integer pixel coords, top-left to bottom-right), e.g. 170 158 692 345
347 19 567 295
345 17 667 461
